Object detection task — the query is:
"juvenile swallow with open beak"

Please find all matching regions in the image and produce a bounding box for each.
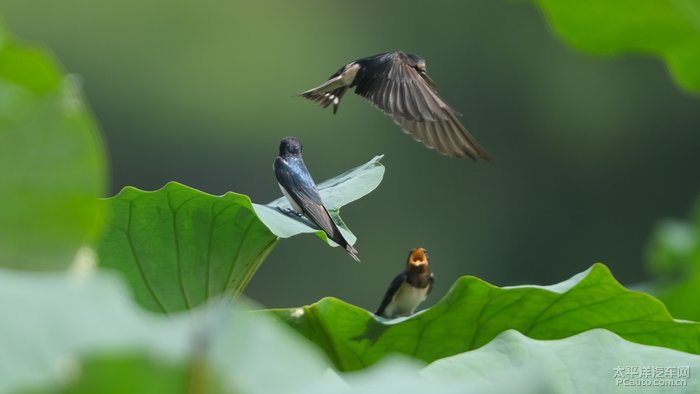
[274,137,360,262]
[376,247,434,318]
[300,51,491,160]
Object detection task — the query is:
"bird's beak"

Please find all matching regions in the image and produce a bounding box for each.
[409,248,428,266]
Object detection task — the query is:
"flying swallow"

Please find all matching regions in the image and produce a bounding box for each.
[274,137,360,262]
[300,51,491,160]
[376,247,434,318]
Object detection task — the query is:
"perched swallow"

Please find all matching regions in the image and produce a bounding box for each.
[274,137,360,262]
[376,247,434,318]
[300,51,491,160]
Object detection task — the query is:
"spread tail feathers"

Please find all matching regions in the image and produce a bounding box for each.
[301,86,348,114]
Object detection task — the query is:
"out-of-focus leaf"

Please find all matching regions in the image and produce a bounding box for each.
[0,269,189,393]
[422,329,700,394]
[12,268,698,394]
[532,0,700,93]
[647,220,698,277]
[0,27,107,270]
[272,263,700,371]
[645,197,700,320]
[96,156,383,313]
[25,355,189,394]
[0,269,330,394]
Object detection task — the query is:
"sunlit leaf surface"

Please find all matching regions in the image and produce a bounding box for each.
[273,264,700,371]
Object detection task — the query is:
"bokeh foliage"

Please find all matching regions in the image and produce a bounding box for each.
[534,0,700,92]
[0,26,106,270]
[6,269,699,394]
[1,1,698,310]
[646,196,700,321]
[2,1,700,393]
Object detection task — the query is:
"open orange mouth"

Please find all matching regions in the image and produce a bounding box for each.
[409,247,428,265]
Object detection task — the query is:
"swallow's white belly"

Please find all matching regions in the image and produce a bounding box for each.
[385,282,429,318]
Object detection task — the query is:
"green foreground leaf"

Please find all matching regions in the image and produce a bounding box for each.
[27,355,188,394]
[96,156,384,313]
[532,0,700,93]
[421,329,700,393]
[272,263,700,371]
[0,27,107,270]
[6,269,698,394]
[0,269,329,394]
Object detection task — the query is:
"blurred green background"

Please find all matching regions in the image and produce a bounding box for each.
[1,0,698,311]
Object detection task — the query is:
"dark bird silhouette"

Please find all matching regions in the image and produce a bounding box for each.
[301,51,491,160]
[376,247,434,318]
[274,137,360,262]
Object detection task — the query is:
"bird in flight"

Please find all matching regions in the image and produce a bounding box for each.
[300,51,491,160]
[273,137,360,262]
[376,247,434,318]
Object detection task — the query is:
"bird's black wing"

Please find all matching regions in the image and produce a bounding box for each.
[274,157,353,255]
[354,52,491,160]
[274,156,323,205]
[376,272,407,316]
[426,272,435,295]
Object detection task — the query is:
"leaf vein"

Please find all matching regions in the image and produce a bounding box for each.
[126,200,168,313]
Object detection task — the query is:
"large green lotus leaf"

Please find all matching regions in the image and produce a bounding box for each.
[0,267,540,394]
[532,0,700,93]
[23,355,189,394]
[0,268,537,394]
[284,330,700,394]
[0,27,107,270]
[0,268,332,394]
[0,269,189,393]
[420,329,700,394]
[272,263,700,371]
[96,156,383,313]
[12,270,700,394]
[6,269,699,394]
[319,330,700,394]
[96,183,278,313]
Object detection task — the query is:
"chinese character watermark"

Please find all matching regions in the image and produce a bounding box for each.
[613,366,690,387]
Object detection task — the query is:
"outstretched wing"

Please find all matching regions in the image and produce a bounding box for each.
[354,52,491,160]
[375,272,407,317]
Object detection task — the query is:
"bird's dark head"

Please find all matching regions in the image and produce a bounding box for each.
[279,137,303,157]
[406,247,429,268]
